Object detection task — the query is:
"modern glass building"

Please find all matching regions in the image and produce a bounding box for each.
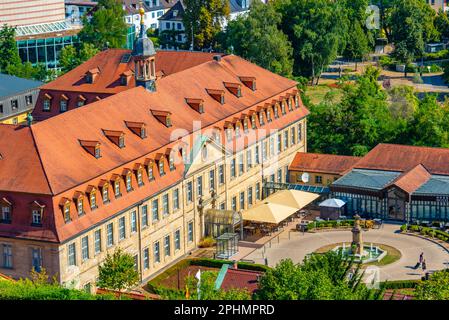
[15,22,136,70]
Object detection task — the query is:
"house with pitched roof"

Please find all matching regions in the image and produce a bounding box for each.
[291,144,449,223]
[0,9,307,290]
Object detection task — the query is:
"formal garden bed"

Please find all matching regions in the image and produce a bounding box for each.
[400,224,449,243]
[145,258,269,297]
[306,219,376,232]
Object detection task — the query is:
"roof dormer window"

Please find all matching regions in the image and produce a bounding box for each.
[151,110,172,127]
[145,159,155,181]
[239,76,256,91]
[123,169,133,192]
[120,71,132,86]
[287,98,293,111]
[267,108,272,122]
[243,118,249,133]
[281,101,286,115]
[60,94,69,113]
[224,82,242,97]
[73,192,84,216]
[58,198,70,223]
[134,164,144,187]
[125,121,147,139]
[77,95,86,107]
[295,93,300,108]
[80,140,101,158]
[206,89,225,104]
[156,154,165,176]
[251,114,257,129]
[103,130,125,148]
[86,186,97,210]
[99,180,110,204]
[235,123,241,137]
[43,93,52,111]
[186,98,204,113]
[259,111,265,126]
[85,67,100,83]
[0,198,12,224]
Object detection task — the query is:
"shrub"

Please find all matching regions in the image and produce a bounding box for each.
[379,56,396,69]
[198,237,216,248]
[380,279,421,290]
[400,224,407,232]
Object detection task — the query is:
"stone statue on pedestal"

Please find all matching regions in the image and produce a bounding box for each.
[351,214,363,255]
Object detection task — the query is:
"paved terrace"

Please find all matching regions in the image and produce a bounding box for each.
[240,222,449,282]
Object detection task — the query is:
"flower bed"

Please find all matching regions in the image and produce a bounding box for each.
[307,219,375,231]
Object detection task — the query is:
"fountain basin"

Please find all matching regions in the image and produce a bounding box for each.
[332,244,387,264]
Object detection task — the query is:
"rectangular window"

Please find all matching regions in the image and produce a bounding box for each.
[60,100,67,112]
[262,142,267,161]
[32,209,41,225]
[174,229,181,251]
[187,181,193,203]
[141,205,148,227]
[43,99,50,111]
[291,127,296,145]
[25,95,32,106]
[114,180,121,197]
[209,170,215,191]
[248,187,253,206]
[81,236,89,261]
[11,100,18,110]
[94,229,102,254]
[220,202,225,210]
[31,248,42,272]
[270,137,275,157]
[107,223,114,247]
[164,235,170,257]
[298,123,302,142]
[162,194,169,216]
[68,243,76,266]
[188,221,194,243]
[231,158,236,178]
[2,244,12,268]
[119,217,126,240]
[219,164,224,184]
[77,199,84,216]
[315,176,323,184]
[232,196,237,211]
[239,191,245,210]
[173,189,179,210]
[255,145,260,164]
[131,211,137,233]
[256,183,261,200]
[143,248,149,269]
[1,206,11,222]
[277,168,283,183]
[284,130,289,149]
[152,199,159,222]
[197,176,203,197]
[126,174,132,191]
[154,241,160,263]
[277,134,282,154]
[246,149,252,169]
[239,154,244,175]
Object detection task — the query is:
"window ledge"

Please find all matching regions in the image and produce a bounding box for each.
[103,200,110,205]
[31,223,43,227]
[115,193,122,199]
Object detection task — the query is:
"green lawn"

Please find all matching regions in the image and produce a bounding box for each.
[305,84,343,105]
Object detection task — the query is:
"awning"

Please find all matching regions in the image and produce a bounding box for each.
[319,198,346,208]
[242,202,297,224]
[241,190,319,224]
[266,189,320,209]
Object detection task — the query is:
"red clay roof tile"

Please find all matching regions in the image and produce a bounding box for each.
[289,153,361,175]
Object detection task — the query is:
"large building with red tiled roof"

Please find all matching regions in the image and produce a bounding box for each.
[288,153,361,186]
[0,10,308,290]
[326,144,449,222]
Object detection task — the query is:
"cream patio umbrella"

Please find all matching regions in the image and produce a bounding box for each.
[266,189,320,210]
[241,201,298,224]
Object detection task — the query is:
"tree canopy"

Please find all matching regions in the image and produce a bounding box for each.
[79,0,128,49]
[255,252,383,300]
[220,0,293,77]
[416,270,449,300]
[183,0,230,50]
[59,43,99,73]
[96,248,139,293]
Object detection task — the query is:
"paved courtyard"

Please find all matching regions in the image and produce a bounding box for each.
[244,223,449,282]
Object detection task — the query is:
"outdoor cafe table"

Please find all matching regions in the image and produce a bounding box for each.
[243,225,256,235]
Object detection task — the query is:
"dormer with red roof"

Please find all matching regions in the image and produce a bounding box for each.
[151,110,172,127]
[206,89,225,104]
[85,67,100,84]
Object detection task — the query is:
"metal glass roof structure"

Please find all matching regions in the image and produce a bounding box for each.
[332,169,401,190]
[264,181,330,194]
[15,21,72,37]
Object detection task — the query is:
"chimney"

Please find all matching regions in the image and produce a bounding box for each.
[213,55,222,62]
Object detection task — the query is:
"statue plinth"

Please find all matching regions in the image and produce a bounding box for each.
[351,214,363,255]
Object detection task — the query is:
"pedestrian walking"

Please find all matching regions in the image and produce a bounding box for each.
[422,259,427,271]
[419,252,424,264]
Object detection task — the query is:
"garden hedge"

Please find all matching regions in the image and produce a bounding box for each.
[379,279,421,290]
[402,224,449,242]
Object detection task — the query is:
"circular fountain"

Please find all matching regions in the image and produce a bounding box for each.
[331,215,386,263]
